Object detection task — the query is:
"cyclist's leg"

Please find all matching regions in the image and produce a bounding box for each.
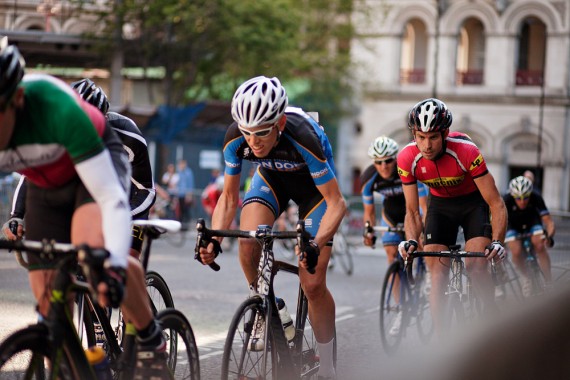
[506,230,527,276]
[531,230,551,282]
[424,247,450,334]
[464,236,494,308]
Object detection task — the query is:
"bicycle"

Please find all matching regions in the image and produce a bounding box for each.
[271,203,299,262]
[329,219,354,276]
[405,245,488,328]
[194,218,335,379]
[364,222,433,354]
[506,232,548,297]
[0,219,200,380]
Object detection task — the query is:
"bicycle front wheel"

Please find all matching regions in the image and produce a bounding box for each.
[156,309,200,380]
[0,324,78,380]
[221,296,277,380]
[528,260,547,297]
[379,261,407,355]
[332,232,354,276]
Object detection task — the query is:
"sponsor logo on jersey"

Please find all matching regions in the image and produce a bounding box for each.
[311,167,329,179]
[260,186,271,193]
[421,167,426,173]
[397,167,410,177]
[225,160,240,168]
[305,219,313,228]
[423,175,465,188]
[469,154,484,171]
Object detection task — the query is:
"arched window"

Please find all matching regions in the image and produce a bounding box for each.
[456,17,485,85]
[516,17,546,86]
[400,19,428,84]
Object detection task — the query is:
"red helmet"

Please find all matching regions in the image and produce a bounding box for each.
[408,98,452,132]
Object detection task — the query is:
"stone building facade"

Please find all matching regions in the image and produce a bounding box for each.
[348,0,570,211]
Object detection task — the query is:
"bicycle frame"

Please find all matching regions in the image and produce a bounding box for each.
[196,219,316,379]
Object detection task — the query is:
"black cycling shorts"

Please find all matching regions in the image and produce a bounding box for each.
[424,191,491,247]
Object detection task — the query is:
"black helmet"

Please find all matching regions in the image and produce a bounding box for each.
[0,38,25,103]
[408,98,452,132]
[70,78,109,114]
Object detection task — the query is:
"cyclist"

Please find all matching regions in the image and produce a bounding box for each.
[397,98,507,335]
[504,175,555,295]
[0,42,170,378]
[3,78,156,259]
[361,135,428,335]
[197,76,345,379]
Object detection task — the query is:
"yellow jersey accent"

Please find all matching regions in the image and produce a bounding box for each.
[50,290,65,303]
[469,154,484,171]
[397,167,410,177]
[423,175,465,188]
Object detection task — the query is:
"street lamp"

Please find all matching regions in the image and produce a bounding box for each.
[37,0,62,32]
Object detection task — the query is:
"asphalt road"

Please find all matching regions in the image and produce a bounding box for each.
[1,229,570,379]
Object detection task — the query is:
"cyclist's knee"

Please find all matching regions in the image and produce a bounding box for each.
[301,278,327,300]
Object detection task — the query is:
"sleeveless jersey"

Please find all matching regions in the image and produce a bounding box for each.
[397,132,488,197]
[223,106,337,186]
[0,74,106,188]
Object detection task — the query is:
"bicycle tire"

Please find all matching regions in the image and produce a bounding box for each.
[155,308,200,380]
[221,296,277,380]
[379,261,406,355]
[443,293,465,330]
[294,293,337,379]
[146,270,175,314]
[332,231,354,276]
[0,324,80,380]
[501,258,523,302]
[528,260,547,296]
[413,263,434,343]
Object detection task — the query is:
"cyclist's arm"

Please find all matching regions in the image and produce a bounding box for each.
[314,178,346,249]
[474,172,507,242]
[541,214,555,239]
[402,183,423,242]
[75,149,131,269]
[211,173,240,232]
[10,175,27,218]
[363,203,376,226]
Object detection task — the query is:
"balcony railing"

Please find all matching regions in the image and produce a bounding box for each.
[515,70,544,86]
[400,69,425,84]
[456,70,483,85]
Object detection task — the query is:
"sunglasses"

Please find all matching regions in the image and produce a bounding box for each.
[238,125,276,138]
[374,158,395,165]
[513,195,530,201]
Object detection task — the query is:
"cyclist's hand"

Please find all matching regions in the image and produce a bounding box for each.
[197,239,222,266]
[398,239,418,259]
[485,240,506,261]
[0,217,24,241]
[545,234,555,248]
[297,240,320,274]
[363,232,377,247]
[97,266,126,309]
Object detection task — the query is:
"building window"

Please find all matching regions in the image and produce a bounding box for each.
[516,17,546,86]
[456,17,485,85]
[400,19,428,84]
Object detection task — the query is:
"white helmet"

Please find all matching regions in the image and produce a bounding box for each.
[231,76,288,128]
[509,176,533,198]
[368,136,399,159]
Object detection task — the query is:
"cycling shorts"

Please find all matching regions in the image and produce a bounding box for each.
[380,218,404,246]
[424,191,491,247]
[243,167,331,244]
[25,177,94,270]
[505,224,544,242]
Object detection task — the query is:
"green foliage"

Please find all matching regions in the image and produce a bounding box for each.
[99,0,355,121]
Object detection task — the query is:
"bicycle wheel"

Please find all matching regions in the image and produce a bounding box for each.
[221,296,277,380]
[379,261,406,355]
[528,260,547,296]
[501,258,523,302]
[413,264,434,343]
[443,293,465,330]
[294,294,337,379]
[0,324,78,380]
[156,309,200,380]
[146,270,175,314]
[332,231,354,276]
